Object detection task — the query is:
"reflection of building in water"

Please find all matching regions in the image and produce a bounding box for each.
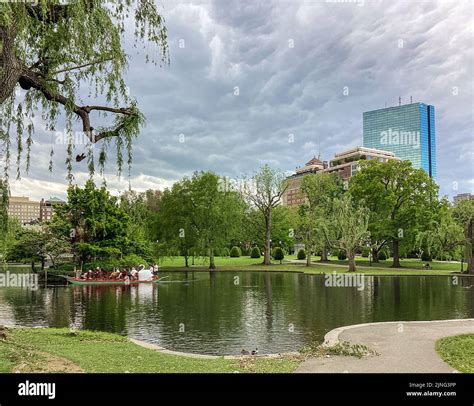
[360,275,375,315]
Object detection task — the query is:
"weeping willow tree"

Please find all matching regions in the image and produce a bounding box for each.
[0,0,169,231]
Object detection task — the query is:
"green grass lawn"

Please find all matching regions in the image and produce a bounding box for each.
[0,328,300,373]
[157,255,464,275]
[436,334,474,373]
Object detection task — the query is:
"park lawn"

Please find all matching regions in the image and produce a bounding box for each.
[158,255,283,268]
[157,255,461,275]
[0,328,300,373]
[320,256,462,272]
[436,334,474,373]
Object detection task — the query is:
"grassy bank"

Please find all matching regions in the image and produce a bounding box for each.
[32,255,468,279]
[436,334,474,373]
[0,328,300,373]
[156,256,462,276]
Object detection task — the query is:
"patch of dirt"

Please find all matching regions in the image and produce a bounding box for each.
[14,351,84,373]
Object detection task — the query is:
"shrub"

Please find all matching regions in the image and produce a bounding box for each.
[273,247,284,263]
[241,247,250,256]
[230,246,241,258]
[213,247,221,257]
[250,247,261,259]
[361,247,370,258]
[378,250,388,261]
[337,250,347,260]
[222,247,230,257]
[421,251,432,261]
[297,249,306,260]
[120,254,148,267]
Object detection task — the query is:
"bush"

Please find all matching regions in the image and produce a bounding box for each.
[241,247,250,256]
[120,254,148,267]
[213,247,221,257]
[361,247,370,258]
[337,250,347,260]
[250,246,261,259]
[222,247,230,257]
[421,251,432,261]
[297,249,306,260]
[230,246,241,258]
[273,247,284,263]
[378,250,388,261]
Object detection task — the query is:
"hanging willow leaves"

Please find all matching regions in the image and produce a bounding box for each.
[0,0,169,227]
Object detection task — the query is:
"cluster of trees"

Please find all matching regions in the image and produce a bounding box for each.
[2,180,160,270]
[2,161,472,274]
[295,159,473,273]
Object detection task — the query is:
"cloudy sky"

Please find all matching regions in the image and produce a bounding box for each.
[8,0,474,201]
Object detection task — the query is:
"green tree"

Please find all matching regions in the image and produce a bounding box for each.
[189,172,245,270]
[51,180,132,263]
[299,172,343,263]
[322,195,370,272]
[243,205,296,258]
[0,1,168,182]
[158,172,245,270]
[156,183,197,267]
[0,216,21,264]
[7,225,70,270]
[243,165,288,265]
[452,199,474,273]
[349,160,439,268]
[416,200,465,262]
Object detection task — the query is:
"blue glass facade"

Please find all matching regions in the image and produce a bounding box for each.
[363,103,436,178]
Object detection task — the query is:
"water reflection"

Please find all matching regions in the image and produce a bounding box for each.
[0,271,472,355]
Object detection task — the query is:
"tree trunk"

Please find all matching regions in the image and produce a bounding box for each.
[467,219,473,274]
[320,246,328,262]
[184,254,189,268]
[391,240,401,268]
[0,25,22,105]
[263,211,271,265]
[209,247,216,270]
[348,251,356,272]
[306,251,311,267]
[371,247,379,263]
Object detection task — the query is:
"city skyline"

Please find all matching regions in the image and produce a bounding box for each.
[5,0,473,201]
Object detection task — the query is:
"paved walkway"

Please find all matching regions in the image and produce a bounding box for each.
[295,319,474,373]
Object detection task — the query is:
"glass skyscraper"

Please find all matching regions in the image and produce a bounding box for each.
[363,103,436,178]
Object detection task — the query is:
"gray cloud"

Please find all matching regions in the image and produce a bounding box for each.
[8,0,474,200]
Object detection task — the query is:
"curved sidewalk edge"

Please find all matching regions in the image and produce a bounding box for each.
[296,318,474,373]
[322,318,474,347]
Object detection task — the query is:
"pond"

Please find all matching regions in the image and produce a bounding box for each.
[0,270,473,355]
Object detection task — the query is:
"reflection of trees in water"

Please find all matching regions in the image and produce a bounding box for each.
[74,285,133,334]
[0,287,72,328]
[370,276,474,320]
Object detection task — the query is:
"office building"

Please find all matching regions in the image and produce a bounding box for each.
[363,102,436,178]
[7,196,41,224]
[40,197,66,221]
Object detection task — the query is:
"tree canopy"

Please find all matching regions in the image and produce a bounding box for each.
[349,160,439,268]
[0,0,168,183]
